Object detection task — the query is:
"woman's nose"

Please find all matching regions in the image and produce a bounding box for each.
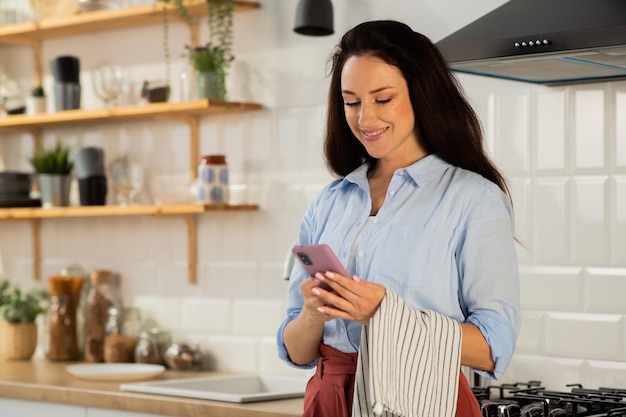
[358,103,376,124]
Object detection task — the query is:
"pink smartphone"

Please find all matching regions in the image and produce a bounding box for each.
[292,244,350,290]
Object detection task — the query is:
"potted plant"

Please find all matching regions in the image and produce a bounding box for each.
[159,0,234,100]
[28,140,74,208]
[0,280,49,360]
[26,85,47,116]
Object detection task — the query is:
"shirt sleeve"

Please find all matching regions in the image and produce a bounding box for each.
[276,198,319,370]
[457,184,521,380]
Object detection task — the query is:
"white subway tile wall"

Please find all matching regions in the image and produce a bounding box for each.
[1,1,626,388]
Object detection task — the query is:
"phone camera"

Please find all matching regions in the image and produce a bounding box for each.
[296,252,313,266]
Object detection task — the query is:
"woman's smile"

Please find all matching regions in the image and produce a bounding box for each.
[360,126,389,141]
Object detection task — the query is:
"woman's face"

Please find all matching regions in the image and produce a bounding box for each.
[341,54,424,165]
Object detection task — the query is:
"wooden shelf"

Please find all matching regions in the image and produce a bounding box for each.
[0,1,260,44]
[0,100,263,132]
[0,203,258,219]
[2,203,259,285]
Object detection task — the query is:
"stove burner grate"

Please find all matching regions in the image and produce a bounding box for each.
[472,381,626,417]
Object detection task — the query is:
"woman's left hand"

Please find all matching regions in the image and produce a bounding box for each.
[311,272,386,325]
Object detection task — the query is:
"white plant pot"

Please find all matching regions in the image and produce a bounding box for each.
[26,96,47,115]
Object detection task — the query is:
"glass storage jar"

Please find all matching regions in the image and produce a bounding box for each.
[134,328,172,366]
[84,270,121,363]
[103,306,138,363]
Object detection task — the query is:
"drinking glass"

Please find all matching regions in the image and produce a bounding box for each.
[109,158,143,206]
[92,65,126,107]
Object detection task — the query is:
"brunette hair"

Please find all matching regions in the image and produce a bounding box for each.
[324,20,510,198]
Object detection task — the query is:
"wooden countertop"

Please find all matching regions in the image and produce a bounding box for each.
[0,360,303,417]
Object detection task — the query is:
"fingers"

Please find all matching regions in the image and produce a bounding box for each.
[311,272,386,325]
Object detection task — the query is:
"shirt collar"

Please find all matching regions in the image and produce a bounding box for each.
[337,154,451,190]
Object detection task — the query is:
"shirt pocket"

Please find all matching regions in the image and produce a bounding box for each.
[378,225,447,289]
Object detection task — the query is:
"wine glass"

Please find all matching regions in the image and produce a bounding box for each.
[109,157,143,206]
[92,65,126,107]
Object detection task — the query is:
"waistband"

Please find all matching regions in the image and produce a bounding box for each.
[316,343,358,378]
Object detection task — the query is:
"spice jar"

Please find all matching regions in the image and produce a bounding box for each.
[134,328,172,366]
[103,306,138,363]
[84,270,121,363]
[197,154,228,204]
[46,275,84,361]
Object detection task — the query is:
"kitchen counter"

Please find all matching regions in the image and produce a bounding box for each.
[0,360,303,417]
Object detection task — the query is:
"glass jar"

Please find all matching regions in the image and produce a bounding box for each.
[134,328,172,366]
[103,306,138,363]
[84,270,121,362]
[46,275,84,361]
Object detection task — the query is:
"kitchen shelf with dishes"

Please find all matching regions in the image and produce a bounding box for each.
[0,1,263,286]
[0,98,262,285]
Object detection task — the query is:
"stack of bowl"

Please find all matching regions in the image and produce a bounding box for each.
[0,172,40,207]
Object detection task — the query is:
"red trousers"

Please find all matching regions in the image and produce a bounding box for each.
[302,344,481,417]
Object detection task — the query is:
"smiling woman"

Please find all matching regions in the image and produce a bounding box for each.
[277,19,520,417]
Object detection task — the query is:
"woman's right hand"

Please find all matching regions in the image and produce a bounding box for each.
[300,276,336,323]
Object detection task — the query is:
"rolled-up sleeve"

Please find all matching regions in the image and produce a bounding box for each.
[458,186,521,379]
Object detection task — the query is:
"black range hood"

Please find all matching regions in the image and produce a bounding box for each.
[435,0,626,85]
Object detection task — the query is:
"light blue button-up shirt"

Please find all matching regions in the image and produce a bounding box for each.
[276,154,520,379]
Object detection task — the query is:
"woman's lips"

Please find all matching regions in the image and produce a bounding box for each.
[360,126,388,141]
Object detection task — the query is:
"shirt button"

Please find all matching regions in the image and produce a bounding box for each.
[358,250,364,257]
[339,326,346,334]
[398,170,405,176]
[389,190,396,196]
[372,218,378,224]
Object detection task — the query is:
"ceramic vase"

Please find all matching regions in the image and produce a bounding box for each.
[26,96,47,115]
[0,321,38,361]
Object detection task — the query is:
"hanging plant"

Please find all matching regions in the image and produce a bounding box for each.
[159,0,234,99]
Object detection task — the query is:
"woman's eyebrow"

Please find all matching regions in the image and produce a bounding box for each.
[341,86,393,95]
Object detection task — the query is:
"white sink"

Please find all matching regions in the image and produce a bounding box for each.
[120,374,307,403]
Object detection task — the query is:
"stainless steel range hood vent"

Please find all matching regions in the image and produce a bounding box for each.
[435,0,626,85]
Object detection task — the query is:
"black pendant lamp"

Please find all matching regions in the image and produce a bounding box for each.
[294,0,334,36]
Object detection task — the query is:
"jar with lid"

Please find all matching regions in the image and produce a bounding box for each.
[197,154,228,204]
[103,306,138,363]
[84,270,121,362]
[46,275,84,361]
[134,328,172,366]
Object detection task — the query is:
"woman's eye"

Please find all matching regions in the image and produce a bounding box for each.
[376,98,392,104]
[344,101,360,107]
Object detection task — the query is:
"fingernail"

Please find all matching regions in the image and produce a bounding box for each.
[352,275,361,282]
[312,287,321,295]
[325,271,335,278]
[315,272,325,280]
[316,307,325,313]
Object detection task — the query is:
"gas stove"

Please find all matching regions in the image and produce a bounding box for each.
[472,381,626,417]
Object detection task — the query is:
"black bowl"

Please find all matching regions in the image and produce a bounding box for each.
[0,172,32,197]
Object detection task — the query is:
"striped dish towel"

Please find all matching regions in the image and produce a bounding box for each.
[352,291,462,417]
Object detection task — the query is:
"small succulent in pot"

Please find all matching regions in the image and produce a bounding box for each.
[28,140,74,175]
[30,86,46,98]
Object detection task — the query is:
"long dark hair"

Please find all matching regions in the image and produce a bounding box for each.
[324,20,510,198]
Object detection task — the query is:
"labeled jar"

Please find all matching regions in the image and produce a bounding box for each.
[84,270,121,363]
[134,328,172,366]
[197,154,228,204]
